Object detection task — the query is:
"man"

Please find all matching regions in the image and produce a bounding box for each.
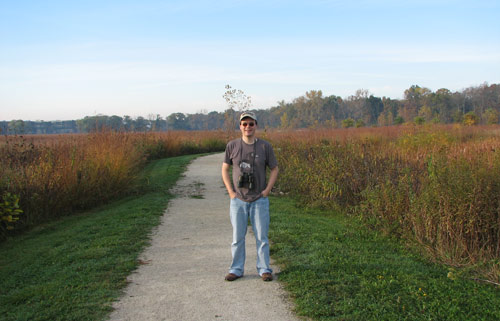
[222,111,279,282]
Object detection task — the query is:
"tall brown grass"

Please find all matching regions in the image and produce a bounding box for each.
[269,124,500,283]
[0,131,227,238]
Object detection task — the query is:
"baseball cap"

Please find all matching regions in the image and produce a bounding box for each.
[239,111,257,122]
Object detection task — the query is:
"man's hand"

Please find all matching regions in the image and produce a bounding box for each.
[261,166,279,198]
[222,162,237,199]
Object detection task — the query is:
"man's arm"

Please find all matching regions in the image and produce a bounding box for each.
[261,166,279,197]
[222,162,237,199]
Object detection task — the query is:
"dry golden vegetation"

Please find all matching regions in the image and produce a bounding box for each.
[268,124,500,282]
[2,125,499,282]
[0,131,229,238]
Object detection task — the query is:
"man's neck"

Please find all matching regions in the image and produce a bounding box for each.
[241,136,256,144]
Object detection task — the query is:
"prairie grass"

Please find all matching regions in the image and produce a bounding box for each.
[0,131,227,238]
[269,124,500,283]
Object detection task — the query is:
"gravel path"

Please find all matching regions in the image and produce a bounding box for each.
[109,153,301,321]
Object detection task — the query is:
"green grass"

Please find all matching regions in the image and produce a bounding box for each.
[0,154,198,321]
[269,196,500,321]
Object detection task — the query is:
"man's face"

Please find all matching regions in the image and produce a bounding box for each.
[239,117,257,138]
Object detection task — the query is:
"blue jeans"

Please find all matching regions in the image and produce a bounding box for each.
[229,197,272,277]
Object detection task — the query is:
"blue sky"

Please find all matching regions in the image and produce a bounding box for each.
[1,0,499,121]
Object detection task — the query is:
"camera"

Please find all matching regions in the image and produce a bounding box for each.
[238,172,254,190]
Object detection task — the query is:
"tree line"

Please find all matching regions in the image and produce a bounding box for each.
[2,82,499,135]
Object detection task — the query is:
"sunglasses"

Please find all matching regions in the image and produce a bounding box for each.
[241,122,255,127]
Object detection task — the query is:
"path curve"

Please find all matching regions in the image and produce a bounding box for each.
[109,153,300,321]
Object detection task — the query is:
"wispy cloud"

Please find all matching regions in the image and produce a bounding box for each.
[1,0,499,120]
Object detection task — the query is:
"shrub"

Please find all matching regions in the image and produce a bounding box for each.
[341,118,355,128]
[355,119,365,128]
[414,116,425,125]
[0,192,23,239]
[463,111,479,126]
[394,116,405,125]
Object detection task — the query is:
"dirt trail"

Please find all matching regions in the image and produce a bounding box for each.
[109,153,300,321]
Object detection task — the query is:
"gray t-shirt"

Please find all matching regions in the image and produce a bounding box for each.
[224,138,278,202]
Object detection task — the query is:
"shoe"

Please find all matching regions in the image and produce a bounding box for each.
[225,273,242,281]
[261,273,273,281]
